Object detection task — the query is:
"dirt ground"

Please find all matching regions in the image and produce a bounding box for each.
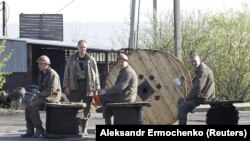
[0,108,104,141]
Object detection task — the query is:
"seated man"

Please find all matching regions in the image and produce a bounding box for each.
[21,55,61,138]
[178,53,215,125]
[97,53,138,124]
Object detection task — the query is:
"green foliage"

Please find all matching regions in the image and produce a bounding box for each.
[114,5,250,101]
[206,8,250,101]
[138,10,175,52]
[0,40,12,90]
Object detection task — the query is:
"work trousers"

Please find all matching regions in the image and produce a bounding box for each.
[69,79,92,133]
[99,95,119,119]
[178,98,204,125]
[24,97,45,131]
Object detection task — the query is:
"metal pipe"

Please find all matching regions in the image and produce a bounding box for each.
[135,0,141,49]
[174,0,182,61]
[2,1,6,36]
[129,0,136,49]
[153,0,158,48]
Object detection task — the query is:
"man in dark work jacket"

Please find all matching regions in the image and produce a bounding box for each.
[178,54,215,125]
[98,53,138,125]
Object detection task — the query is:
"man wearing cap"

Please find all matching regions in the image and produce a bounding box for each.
[178,54,215,125]
[97,53,138,125]
[21,55,61,138]
[63,40,100,135]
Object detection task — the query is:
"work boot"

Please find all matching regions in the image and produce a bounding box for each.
[96,106,103,113]
[82,119,88,136]
[21,132,34,138]
[21,122,34,138]
[105,118,112,125]
[178,120,187,125]
[32,127,46,138]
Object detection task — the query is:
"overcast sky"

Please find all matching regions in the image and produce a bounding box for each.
[1,0,250,48]
[2,0,250,24]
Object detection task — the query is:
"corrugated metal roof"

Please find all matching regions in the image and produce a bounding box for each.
[0,36,116,51]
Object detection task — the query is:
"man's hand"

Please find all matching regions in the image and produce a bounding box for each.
[64,87,70,96]
[31,94,38,102]
[98,89,106,95]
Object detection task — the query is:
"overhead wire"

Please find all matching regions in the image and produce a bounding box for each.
[56,0,75,14]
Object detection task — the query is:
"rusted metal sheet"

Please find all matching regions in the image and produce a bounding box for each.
[106,49,192,124]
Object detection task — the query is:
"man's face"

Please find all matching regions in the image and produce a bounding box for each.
[38,62,48,72]
[78,42,87,55]
[190,56,200,68]
[117,59,128,69]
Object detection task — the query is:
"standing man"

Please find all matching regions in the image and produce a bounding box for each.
[63,40,100,135]
[21,55,61,138]
[98,53,138,125]
[178,53,215,125]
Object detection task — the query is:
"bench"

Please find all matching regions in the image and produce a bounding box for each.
[45,102,86,138]
[106,102,150,125]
